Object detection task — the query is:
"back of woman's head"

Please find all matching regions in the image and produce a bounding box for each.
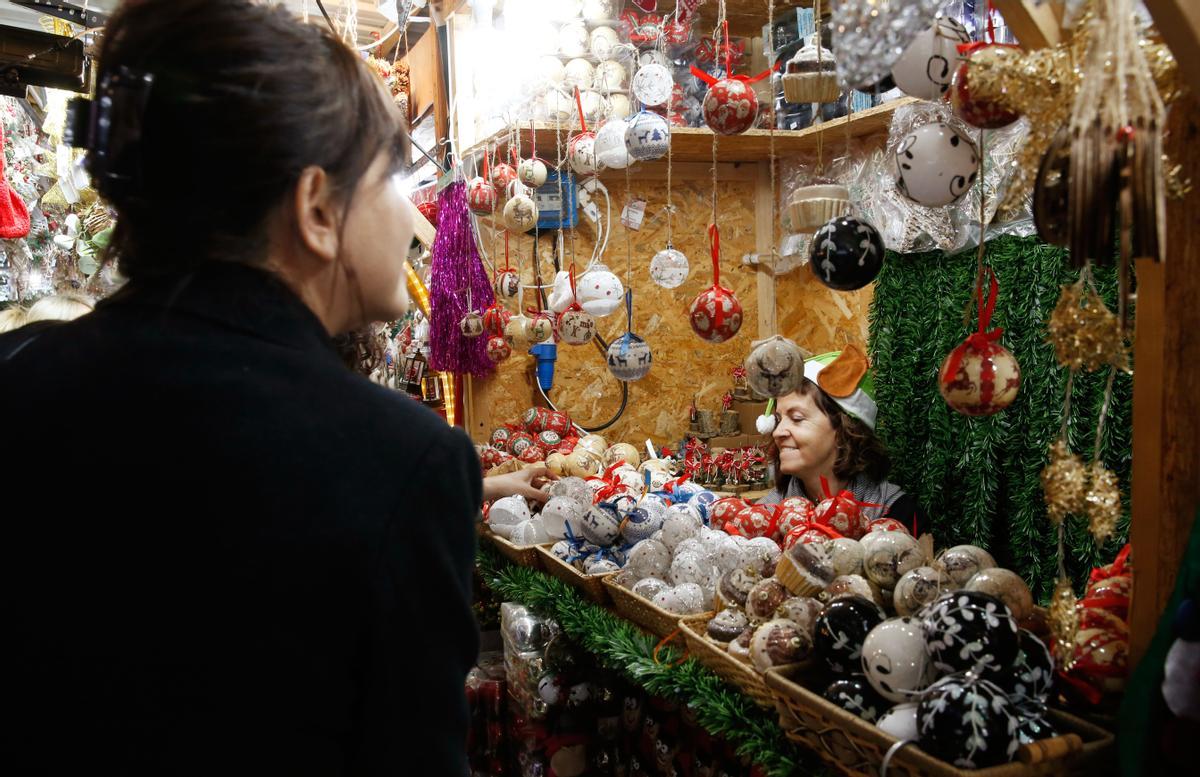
[95,0,406,281]
[26,294,95,324]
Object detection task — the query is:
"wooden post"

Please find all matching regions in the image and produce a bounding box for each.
[1128,96,1200,667]
[1144,1,1200,98]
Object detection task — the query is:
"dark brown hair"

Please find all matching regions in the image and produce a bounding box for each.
[772,379,891,494]
[97,0,408,280]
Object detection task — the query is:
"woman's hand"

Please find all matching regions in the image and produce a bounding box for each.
[483,464,556,505]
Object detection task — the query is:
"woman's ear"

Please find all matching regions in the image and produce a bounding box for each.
[293,166,340,263]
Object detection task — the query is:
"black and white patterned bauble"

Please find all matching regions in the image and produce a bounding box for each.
[1016,709,1057,745]
[998,629,1055,707]
[891,17,971,100]
[922,590,1020,677]
[823,675,889,723]
[918,673,1021,769]
[893,121,979,207]
[815,595,887,674]
[808,216,885,291]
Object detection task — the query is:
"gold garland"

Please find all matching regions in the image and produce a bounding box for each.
[1042,440,1089,524]
[1049,576,1081,660]
[1085,460,1122,545]
[1046,281,1129,373]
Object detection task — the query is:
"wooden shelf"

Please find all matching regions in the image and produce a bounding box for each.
[465,97,916,166]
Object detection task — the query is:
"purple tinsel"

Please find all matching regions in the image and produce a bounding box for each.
[429,180,496,377]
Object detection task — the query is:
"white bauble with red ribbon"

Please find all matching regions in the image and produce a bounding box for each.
[689,224,744,343]
[559,307,597,345]
[568,132,599,176]
[939,269,1021,416]
[517,158,548,188]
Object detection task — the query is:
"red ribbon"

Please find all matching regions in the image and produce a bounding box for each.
[986,0,997,44]
[482,143,490,181]
[815,476,882,525]
[1089,543,1132,584]
[689,61,776,88]
[943,268,1003,388]
[574,86,587,134]
[789,521,844,543]
[602,461,627,483]
[663,475,690,495]
[706,223,734,333]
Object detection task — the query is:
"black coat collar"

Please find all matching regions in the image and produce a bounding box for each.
[103,262,337,355]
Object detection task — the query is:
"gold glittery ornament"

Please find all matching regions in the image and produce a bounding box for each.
[1042,440,1089,524]
[1085,460,1122,545]
[1049,576,1080,662]
[1046,282,1129,372]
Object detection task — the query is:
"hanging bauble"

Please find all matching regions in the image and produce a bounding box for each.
[786,183,850,233]
[638,49,671,70]
[809,215,885,291]
[568,131,599,176]
[939,341,1020,415]
[559,21,589,58]
[893,120,979,207]
[459,312,485,338]
[590,26,620,60]
[689,224,742,343]
[416,200,438,227]
[518,158,548,188]
[558,307,597,345]
[632,62,673,106]
[496,270,521,299]
[951,43,1022,129]
[491,161,518,190]
[486,335,512,363]
[649,244,689,289]
[922,590,1020,677]
[891,17,970,100]
[624,110,670,161]
[503,190,538,232]
[504,315,530,348]
[526,312,556,344]
[482,304,512,336]
[918,673,1021,769]
[782,39,841,104]
[744,335,805,398]
[829,0,946,91]
[577,264,625,317]
[467,176,498,213]
[594,59,628,92]
[701,77,759,135]
[607,93,633,119]
[594,119,633,169]
[582,0,617,23]
[607,333,652,382]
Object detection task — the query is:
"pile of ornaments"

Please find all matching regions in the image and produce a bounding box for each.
[1053,545,1132,705]
[476,406,578,473]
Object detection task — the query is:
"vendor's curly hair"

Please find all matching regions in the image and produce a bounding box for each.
[771,379,892,492]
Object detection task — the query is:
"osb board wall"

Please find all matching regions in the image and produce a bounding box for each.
[479,174,871,448]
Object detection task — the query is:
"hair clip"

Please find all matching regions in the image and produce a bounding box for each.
[64,65,155,199]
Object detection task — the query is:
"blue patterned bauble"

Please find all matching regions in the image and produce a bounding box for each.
[620,507,665,544]
[581,502,623,545]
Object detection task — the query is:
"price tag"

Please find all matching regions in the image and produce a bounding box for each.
[621,197,647,230]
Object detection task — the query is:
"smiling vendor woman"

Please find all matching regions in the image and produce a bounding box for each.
[758,346,926,537]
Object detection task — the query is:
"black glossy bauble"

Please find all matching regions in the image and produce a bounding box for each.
[922,590,1020,677]
[918,673,1021,769]
[814,595,887,674]
[822,674,889,723]
[808,216,885,291]
[1017,709,1057,744]
[998,629,1055,705]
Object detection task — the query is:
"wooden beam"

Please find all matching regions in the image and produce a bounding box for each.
[992,0,1062,49]
[1129,94,1200,668]
[1144,0,1200,96]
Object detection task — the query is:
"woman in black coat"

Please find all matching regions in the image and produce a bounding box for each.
[0,2,480,775]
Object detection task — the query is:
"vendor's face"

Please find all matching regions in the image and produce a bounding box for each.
[772,389,838,480]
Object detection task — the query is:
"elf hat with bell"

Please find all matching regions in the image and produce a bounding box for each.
[804,344,878,429]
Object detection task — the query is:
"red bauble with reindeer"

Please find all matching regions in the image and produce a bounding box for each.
[689,225,743,343]
[939,269,1021,416]
[702,77,760,135]
[490,161,518,190]
[951,43,1022,129]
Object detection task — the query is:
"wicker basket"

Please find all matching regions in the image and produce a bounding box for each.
[603,576,694,638]
[764,666,1115,777]
[485,528,543,569]
[782,71,842,104]
[534,544,611,603]
[679,614,810,709]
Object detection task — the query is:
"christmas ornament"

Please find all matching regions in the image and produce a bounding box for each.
[1001,629,1055,708]
[568,132,598,176]
[700,75,760,135]
[1041,440,1088,525]
[877,702,920,740]
[518,157,548,187]
[559,21,589,58]
[893,566,949,617]
[487,335,511,363]
[782,37,840,104]
[965,568,1034,623]
[594,59,628,92]
[934,545,997,588]
[750,619,813,672]
[689,224,743,343]
[1046,281,1128,373]
[428,181,496,377]
[577,264,624,317]
[526,311,555,344]
[861,616,936,702]
[581,502,623,545]
[559,307,596,345]
[542,87,575,121]
[491,160,517,190]
[632,63,673,106]
[582,0,617,23]
[823,675,889,723]
[1085,461,1121,546]
[482,303,512,336]
[891,16,970,100]
[829,0,945,90]
[786,183,850,233]
[649,244,688,289]
[416,199,438,227]
[939,269,1020,416]
[861,530,926,588]
[1048,577,1079,664]
[460,311,485,338]
[606,291,651,382]
[744,335,805,398]
[504,314,530,348]
[922,590,1020,677]
[594,118,633,169]
[918,673,1021,768]
[809,215,884,292]
[624,110,670,162]
[503,181,538,233]
[496,270,521,299]
[467,176,497,213]
[590,26,620,60]
[607,93,633,119]
[534,55,566,91]
[893,120,979,207]
[814,595,886,674]
[626,11,664,47]
[952,43,1022,129]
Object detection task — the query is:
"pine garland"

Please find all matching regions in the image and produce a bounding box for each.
[869,236,1133,600]
[475,545,825,777]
